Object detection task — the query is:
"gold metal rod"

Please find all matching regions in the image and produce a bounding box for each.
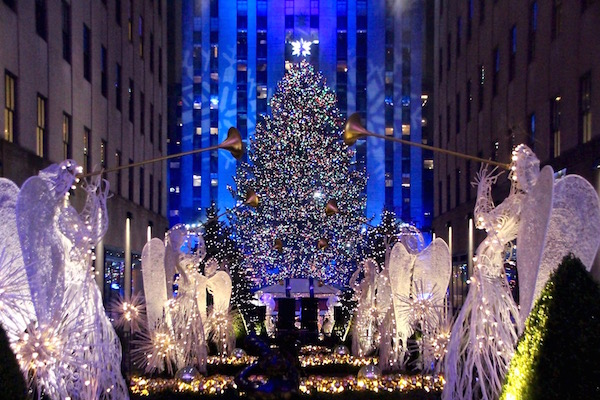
[361,131,510,170]
[79,144,222,178]
[345,113,510,169]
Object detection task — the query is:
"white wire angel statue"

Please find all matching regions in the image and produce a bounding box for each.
[443,145,534,400]
[10,160,128,399]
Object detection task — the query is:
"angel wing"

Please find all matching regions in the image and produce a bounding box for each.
[412,238,452,304]
[0,178,35,340]
[16,175,67,324]
[195,273,208,322]
[388,242,415,340]
[141,238,169,331]
[206,270,232,312]
[517,165,554,322]
[519,167,600,321]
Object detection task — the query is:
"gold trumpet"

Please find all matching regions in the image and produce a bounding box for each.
[344,112,510,169]
[244,189,260,208]
[80,126,244,178]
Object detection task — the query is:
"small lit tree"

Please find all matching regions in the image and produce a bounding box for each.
[200,203,253,332]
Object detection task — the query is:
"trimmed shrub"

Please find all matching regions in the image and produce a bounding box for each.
[501,254,600,400]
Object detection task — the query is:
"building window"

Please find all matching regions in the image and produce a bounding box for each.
[158,179,162,214]
[455,93,461,135]
[493,47,499,96]
[446,33,451,71]
[479,0,485,24]
[128,0,133,42]
[149,173,154,212]
[116,63,122,111]
[552,0,562,40]
[36,95,46,157]
[446,174,451,212]
[100,139,107,168]
[149,103,154,143]
[129,79,134,122]
[466,160,472,201]
[138,16,144,57]
[35,0,47,40]
[158,113,162,151]
[83,24,91,81]
[582,0,594,12]
[62,113,71,159]
[478,65,485,111]
[115,151,122,195]
[528,113,536,150]
[62,1,71,63]
[140,91,145,135]
[101,46,108,97]
[150,33,154,73]
[3,0,16,11]
[467,0,473,39]
[438,181,442,215]
[580,72,592,143]
[455,169,461,208]
[509,25,516,81]
[456,17,462,57]
[128,159,134,200]
[158,47,163,84]
[550,96,561,158]
[466,79,472,122]
[528,1,537,63]
[116,0,122,25]
[140,167,145,206]
[4,71,16,142]
[83,127,91,174]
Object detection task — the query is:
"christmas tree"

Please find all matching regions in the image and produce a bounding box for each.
[359,209,407,266]
[230,61,367,287]
[200,203,254,324]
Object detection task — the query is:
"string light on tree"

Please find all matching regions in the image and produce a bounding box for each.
[229,61,367,287]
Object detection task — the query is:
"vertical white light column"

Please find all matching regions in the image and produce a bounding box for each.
[125,213,132,302]
[447,224,453,262]
[147,223,153,243]
[447,224,453,314]
[468,217,474,276]
[95,239,104,289]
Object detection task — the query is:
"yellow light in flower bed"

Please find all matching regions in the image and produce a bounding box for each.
[130,374,445,396]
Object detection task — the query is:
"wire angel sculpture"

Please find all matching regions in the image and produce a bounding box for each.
[350,258,381,357]
[7,160,128,399]
[443,148,530,400]
[205,262,235,356]
[385,237,451,372]
[515,147,600,324]
[135,225,208,374]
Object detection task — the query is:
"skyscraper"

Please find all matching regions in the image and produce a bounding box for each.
[433,0,600,306]
[0,0,169,305]
[168,0,434,232]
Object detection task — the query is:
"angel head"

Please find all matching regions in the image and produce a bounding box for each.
[38,159,83,196]
[509,144,540,193]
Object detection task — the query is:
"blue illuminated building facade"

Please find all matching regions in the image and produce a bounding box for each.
[168,0,434,232]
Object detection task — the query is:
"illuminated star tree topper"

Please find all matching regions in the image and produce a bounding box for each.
[291,38,312,57]
[229,61,367,287]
